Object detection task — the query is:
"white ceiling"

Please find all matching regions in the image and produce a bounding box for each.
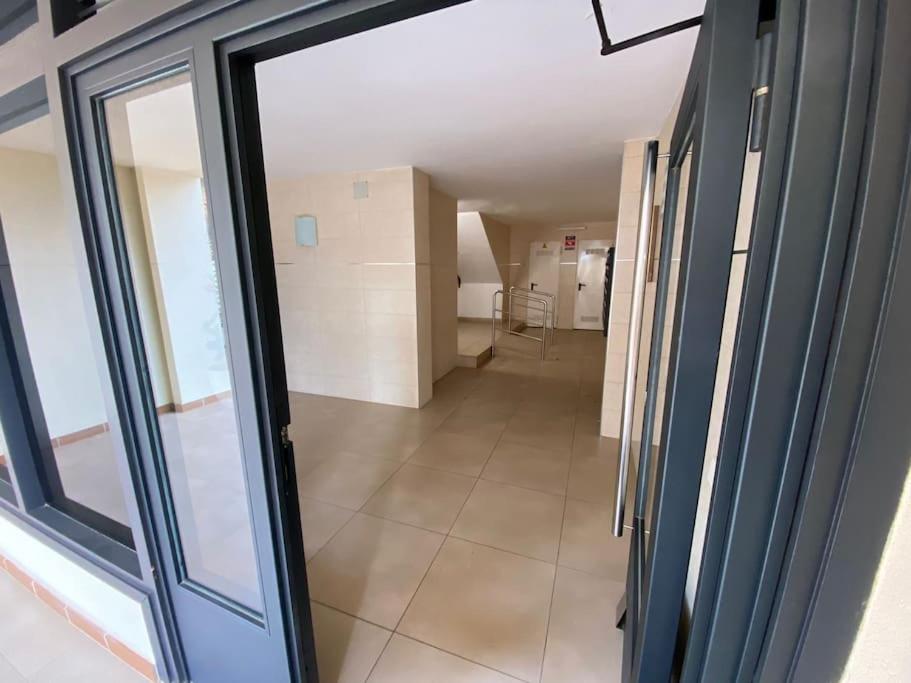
[256,0,703,225]
[0,1,702,227]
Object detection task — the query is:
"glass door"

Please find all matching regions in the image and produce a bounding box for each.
[73,48,311,683]
[615,1,766,681]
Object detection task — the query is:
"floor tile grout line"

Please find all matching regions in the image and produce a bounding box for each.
[364,380,497,680]
[386,632,530,683]
[299,336,614,681]
[382,378,488,635]
[537,395,582,683]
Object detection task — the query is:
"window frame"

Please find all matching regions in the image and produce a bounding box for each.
[0,76,144,580]
[0,1,38,48]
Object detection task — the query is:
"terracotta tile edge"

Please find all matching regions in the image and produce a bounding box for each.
[0,551,158,681]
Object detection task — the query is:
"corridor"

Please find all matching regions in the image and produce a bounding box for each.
[292,330,630,682]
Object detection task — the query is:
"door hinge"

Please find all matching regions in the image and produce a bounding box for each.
[279,425,294,487]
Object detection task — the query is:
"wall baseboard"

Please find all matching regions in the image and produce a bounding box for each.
[28,391,233,455]
[0,552,157,681]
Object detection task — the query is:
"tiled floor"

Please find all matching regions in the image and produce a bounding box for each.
[12,329,626,682]
[294,330,629,683]
[0,568,147,683]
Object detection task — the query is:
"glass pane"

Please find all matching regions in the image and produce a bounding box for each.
[635,145,694,561]
[629,154,669,529]
[683,139,762,611]
[0,114,133,539]
[102,71,263,611]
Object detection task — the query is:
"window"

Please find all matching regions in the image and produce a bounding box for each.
[0,91,135,552]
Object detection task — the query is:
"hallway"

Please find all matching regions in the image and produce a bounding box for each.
[292,330,629,682]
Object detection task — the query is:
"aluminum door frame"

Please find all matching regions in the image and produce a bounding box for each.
[619,0,762,680]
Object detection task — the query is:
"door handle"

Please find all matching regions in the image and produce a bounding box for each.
[530,282,537,290]
[613,139,659,537]
[578,282,587,291]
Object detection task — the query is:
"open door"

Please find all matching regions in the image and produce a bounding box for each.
[613,1,766,681]
[72,43,313,683]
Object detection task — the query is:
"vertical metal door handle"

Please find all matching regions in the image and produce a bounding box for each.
[612,140,659,537]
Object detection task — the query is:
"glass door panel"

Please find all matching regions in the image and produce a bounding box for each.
[102,71,263,612]
[639,149,692,557]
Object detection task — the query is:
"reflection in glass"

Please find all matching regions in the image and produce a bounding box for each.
[0,420,11,488]
[627,147,692,550]
[0,115,132,540]
[103,71,263,611]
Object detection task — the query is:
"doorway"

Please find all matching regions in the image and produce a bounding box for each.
[574,240,612,330]
[526,241,560,328]
[59,0,893,681]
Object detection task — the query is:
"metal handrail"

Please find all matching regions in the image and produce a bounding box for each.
[509,286,557,347]
[491,290,550,360]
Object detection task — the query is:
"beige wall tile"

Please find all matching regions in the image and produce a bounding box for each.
[363,264,416,291]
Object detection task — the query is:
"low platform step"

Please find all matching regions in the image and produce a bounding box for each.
[456,345,492,369]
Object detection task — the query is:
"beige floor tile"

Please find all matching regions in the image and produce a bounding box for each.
[0,572,145,683]
[559,498,630,581]
[501,414,575,454]
[293,446,336,480]
[398,538,555,683]
[338,423,429,462]
[362,465,476,533]
[571,432,619,461]
[28,649,149,683]
[541,567,624,683]
[307,513,444,628]
[0,656,25,683]
[367,635,517,683]
[299,451,400,510]
[436,407,510,442]
[408,431,499,477]
[300,498,356,561]
[566,453,618,505]
[451,479,564,563]
[481,441,571,496]
[311,602,392,683]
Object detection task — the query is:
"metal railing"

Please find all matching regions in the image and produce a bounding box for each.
[509,286,557,348]
[490,289,555,361]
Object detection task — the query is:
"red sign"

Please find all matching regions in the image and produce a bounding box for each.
[563,234,576,251]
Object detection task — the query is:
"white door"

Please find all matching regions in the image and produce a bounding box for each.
[527,241,560,327]
[573,240,611,330]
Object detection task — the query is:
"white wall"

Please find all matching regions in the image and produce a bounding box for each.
[115,165,172,408]
[0,147,109,438]
[134,166,229,407]
[508,221,616,329]
[267,166,432,408]
[458,283,503,319]
[456,212,512,321]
